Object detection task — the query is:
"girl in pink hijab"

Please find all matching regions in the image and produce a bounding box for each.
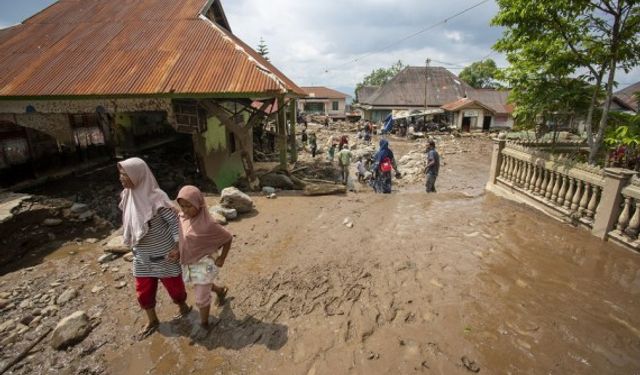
[177,185,233,328]
[118,157,191,340]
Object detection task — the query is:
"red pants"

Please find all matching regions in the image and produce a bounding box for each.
[135,276,187,310]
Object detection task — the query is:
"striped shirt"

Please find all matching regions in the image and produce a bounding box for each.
[132,207,181,278]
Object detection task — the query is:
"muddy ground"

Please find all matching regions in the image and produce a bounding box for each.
[1,132,639,375]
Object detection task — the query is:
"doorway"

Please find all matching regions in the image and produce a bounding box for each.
[462,117,471,132]
[482,116,492,132]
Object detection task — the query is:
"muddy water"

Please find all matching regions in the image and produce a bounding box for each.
[99,138,640,374]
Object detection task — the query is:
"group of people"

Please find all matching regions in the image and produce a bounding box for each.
[367,139,440,194]
[118,158,233,340]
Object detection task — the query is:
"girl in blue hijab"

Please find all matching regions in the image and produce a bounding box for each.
[372,139,399,193]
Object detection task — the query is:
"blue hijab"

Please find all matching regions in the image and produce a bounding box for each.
[374,139,394,164]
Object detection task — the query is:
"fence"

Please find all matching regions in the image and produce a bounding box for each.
[486,137,638,251]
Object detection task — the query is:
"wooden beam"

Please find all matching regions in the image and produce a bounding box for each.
[289,99,297,163]
[277,95,287,168]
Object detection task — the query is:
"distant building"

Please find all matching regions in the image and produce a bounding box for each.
[442,89,514,131]
[298,87,350,120]
[354,66,471,123]
[612,82,639,114]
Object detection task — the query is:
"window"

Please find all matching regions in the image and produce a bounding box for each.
[332,101,339,111]
[304,102,325,114]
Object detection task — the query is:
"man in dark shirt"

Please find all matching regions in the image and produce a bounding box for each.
[425,140,440,193]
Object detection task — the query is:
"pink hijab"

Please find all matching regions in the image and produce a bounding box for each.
[177,185,232,265]
[118,157,175,246]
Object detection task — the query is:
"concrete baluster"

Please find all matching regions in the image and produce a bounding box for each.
[544,171,555,200]
[578,182,591,215]
[616,196,632,232]
[551,172,562,201]
[540,169,550,197]
[625,199,640,239]
[534,166,544,194]
[564,178,575,209]
[570,180,582,211]
[585,185,600,219]
[557,175,568,205]
[523,163,531,189]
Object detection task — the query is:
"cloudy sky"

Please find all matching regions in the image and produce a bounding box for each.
[1,0,639,97]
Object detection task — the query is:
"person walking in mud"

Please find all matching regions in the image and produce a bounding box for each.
[425,140,440,193]
[117,157,191,340]
[176,186,233,330]
[336,144,353,185]
[372,139,400,194]
[309,132,318,158]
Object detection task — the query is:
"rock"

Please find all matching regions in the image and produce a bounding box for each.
[346,222,354,228]
[0,298,9,309]
[210,205,238,220]
[211,211,227,225]
[267,193,277,199]
[32,308,42,316]
[98,253,118,264]
[43,218,63,227]
[77,210,94,222]
[461,356,480,373]
[114,281,127,289]
[51,311,91,350]
[42,305,59,317]
[0,291,10,299]
[0,318,16,333]
[104,235,129,254]
[259,173,294,190]
[70,203,89,214]
[20,314,34,325]
[123,252,134,262]
[1,332,18,346]
[262,186,276,195]
[91,285,104,294]
[57,288,78,306]
[220,187,255,214]
[19,299,32,309]
[85,238,98,244]
[49,282,62,287]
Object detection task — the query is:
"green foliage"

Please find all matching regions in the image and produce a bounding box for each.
[257,37,269,62]
[492,0,640,164]
[605,112,640,147]
[355,60,405,101]
[459,59,502,89]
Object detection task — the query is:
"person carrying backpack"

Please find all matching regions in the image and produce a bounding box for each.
[372,139,400,194]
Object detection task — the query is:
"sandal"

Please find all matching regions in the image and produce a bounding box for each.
[136,321,159,341]
[172,304,193,320]
[216,287,228,307]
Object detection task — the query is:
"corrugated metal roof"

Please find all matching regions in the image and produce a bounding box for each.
[301,86,350,99]
[0,0,304,98]
[360,67,472,107]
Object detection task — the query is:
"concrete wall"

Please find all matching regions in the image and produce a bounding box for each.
[192,114,248,189]
[298,98,346,117]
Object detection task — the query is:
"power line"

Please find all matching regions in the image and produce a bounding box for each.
[324,0,491,73]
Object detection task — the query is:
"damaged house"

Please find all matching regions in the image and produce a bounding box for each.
[441,89,514,132]
[0,0,304,189]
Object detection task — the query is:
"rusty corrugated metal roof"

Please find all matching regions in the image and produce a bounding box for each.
[0,0,304,98]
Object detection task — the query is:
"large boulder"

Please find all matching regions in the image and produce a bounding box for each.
[51,311,91,350]
[259,173,294,190]
[220,187,254,214]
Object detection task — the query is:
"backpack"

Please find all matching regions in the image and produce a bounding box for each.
[379,157,392,172]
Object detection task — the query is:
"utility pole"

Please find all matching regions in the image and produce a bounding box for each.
[424,58,431,123]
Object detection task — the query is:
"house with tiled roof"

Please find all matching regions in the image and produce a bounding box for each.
[613,82,639,114]
[0,0,303,188]
[298,87,351,120]
[355,66,472,123]
[441,89,514,131]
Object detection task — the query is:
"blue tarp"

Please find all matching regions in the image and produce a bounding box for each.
[382,114,394,134]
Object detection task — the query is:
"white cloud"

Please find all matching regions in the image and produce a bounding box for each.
[445,31,464,43]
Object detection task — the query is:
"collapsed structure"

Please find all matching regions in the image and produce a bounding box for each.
[0,0,304,188]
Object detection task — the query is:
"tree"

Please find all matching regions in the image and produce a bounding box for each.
[459,59,502,89]
[257,37,270,62]
[355,60,406,102]
[493,0,640,164]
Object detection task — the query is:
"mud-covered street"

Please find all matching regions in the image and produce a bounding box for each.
[1,135,639,375]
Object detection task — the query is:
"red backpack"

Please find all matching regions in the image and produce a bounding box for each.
[380,157,393,172]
